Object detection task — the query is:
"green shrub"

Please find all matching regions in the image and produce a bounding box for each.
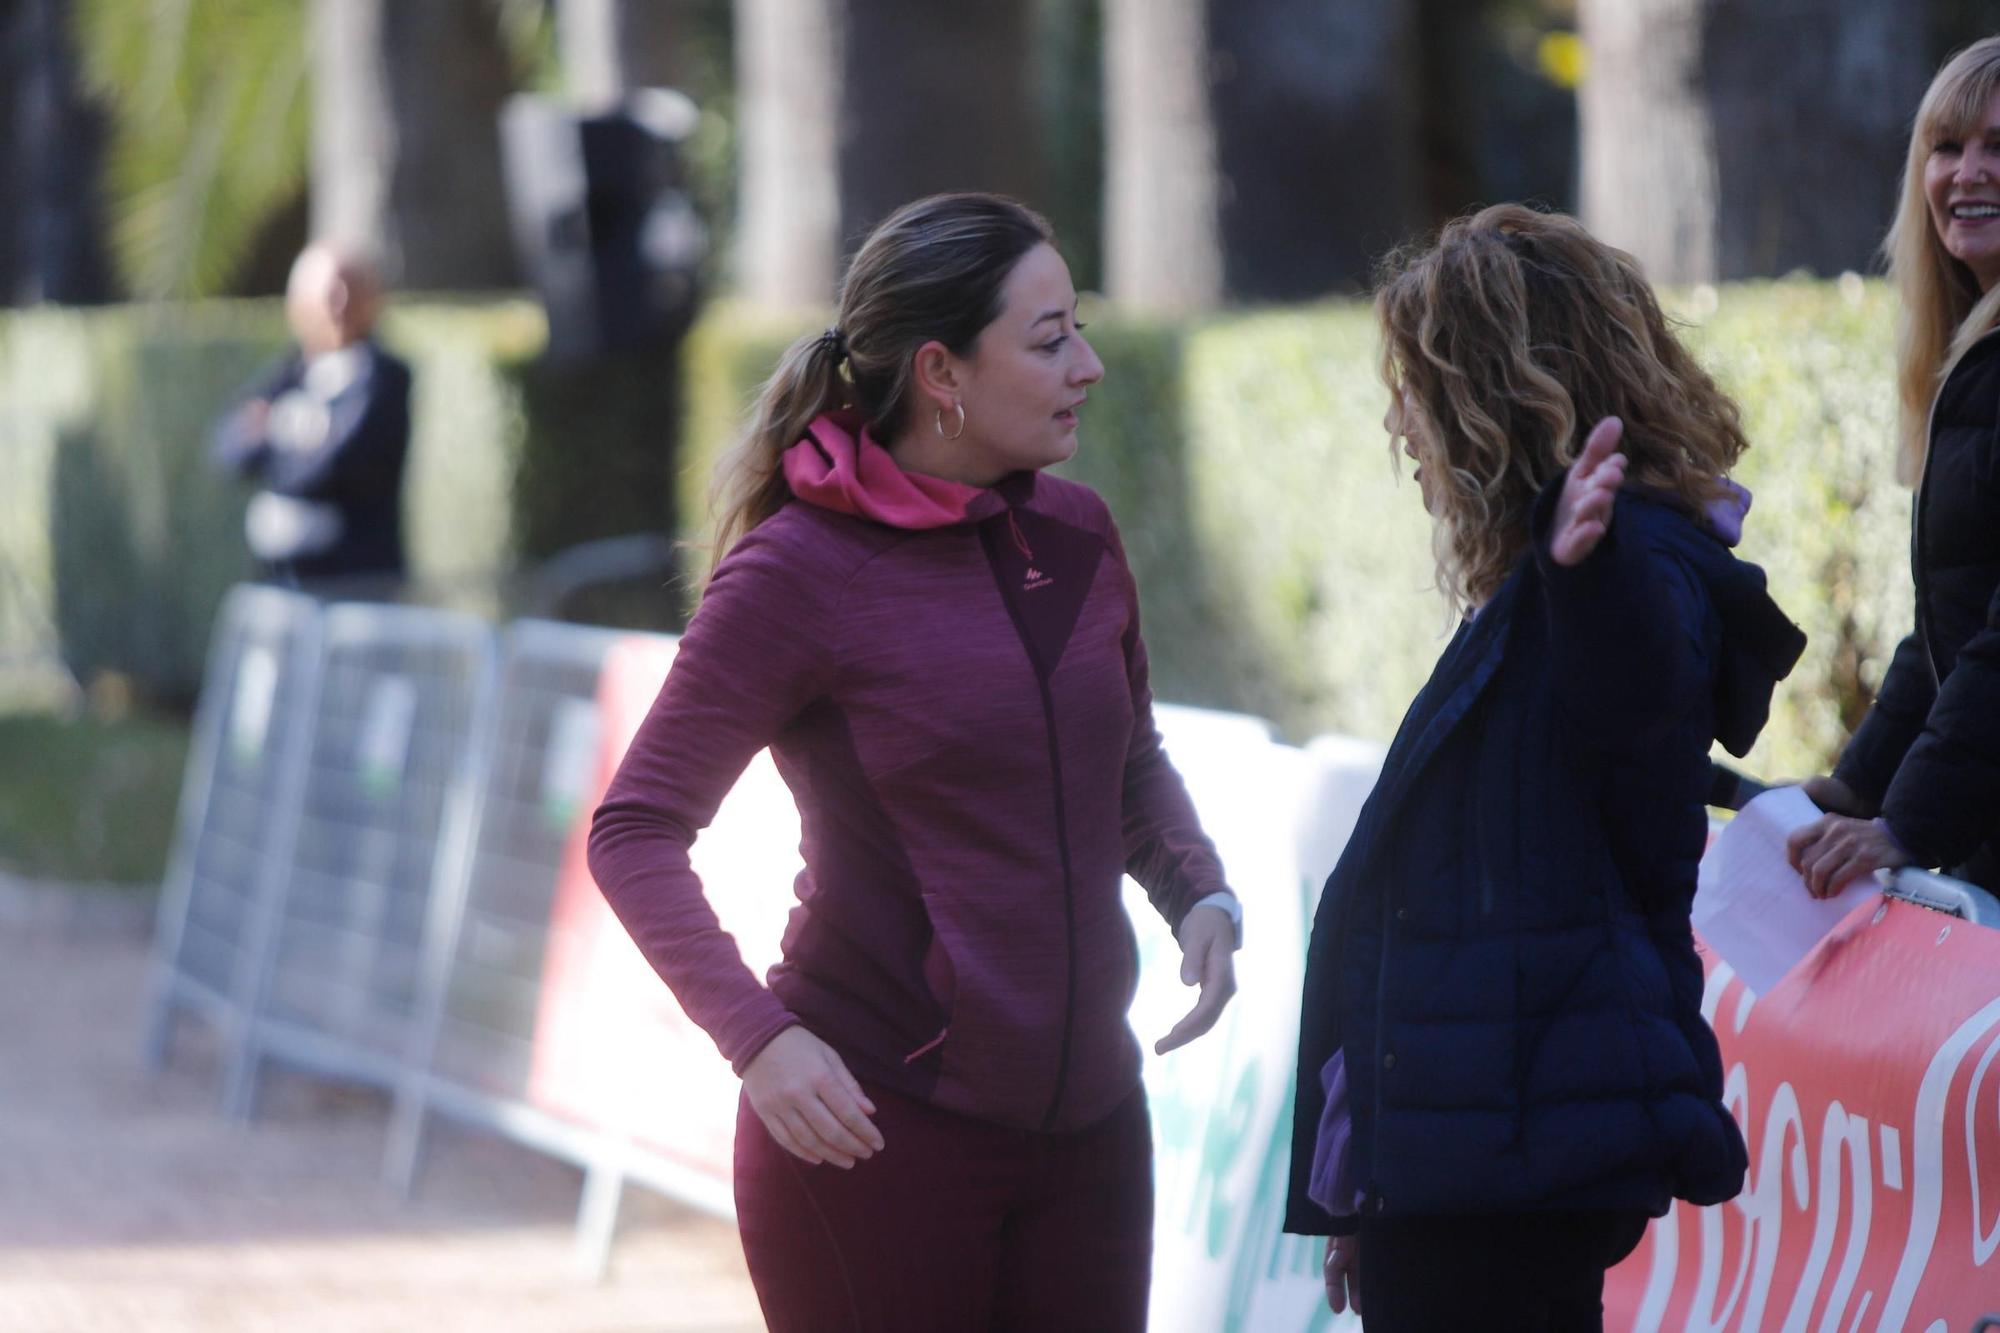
[1162,283,1910,782]
[1679,280,1909,782]
[49,305,289,700]
[505,350,682,562]
[0,311,103,694]
[0,708,191,883]
[4,281,1916,779]
[1173,303,1441,735]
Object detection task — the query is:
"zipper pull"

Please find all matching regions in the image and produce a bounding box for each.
[1007,509,1033,559]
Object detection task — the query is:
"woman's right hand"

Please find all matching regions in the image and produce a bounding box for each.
[1800,775,1875,818]
[1324,1234,1361,1315]
[741,1026,885,1168]
[1549,416,1628,567]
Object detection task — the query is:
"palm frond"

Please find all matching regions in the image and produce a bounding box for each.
[77,0,311,299]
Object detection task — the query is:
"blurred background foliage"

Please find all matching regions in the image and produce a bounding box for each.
[3,281,1909,796]
[75,0,312,300]
[1,0,1990,883]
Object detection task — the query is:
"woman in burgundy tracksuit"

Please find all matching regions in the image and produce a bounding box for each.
[588,193,1242,1333]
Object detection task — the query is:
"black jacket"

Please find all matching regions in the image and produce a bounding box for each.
[1285,487,1804,1236]
[1834,329,2000,884]
[212,339,412,585]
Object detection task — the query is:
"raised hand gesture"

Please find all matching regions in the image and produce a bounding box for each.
[1550,416,1628,567]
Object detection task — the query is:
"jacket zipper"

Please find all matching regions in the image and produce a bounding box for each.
[977,511,1081,1130]
[1035,675,1080,1130]
[1367,833,1395,1212]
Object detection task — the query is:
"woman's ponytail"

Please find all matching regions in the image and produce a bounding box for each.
[700,193,1054,588]
[704,328,850,580]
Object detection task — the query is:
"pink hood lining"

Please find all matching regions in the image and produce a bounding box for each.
[782,410,1010,530]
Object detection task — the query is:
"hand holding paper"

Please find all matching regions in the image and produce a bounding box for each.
[1693,786,1884,995]
[1786,813,1911,898]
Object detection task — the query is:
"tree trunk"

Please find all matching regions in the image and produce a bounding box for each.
[733,0,842,306]
[1103,0,1222,312]
[1210,0,1423,298]
[1578,0,1717,285]
[837,0,1041,255]
[1704,0,1924,278]
[1581,0,1925,283]
[735,0,1041,305]
[557,0,689,108]
[1,0,112,304]
[1105,0,1422,309]
[1033,0,1104,292]
[310,0,518,290]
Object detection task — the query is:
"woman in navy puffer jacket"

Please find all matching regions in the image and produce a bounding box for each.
[1285,205,1806,1331]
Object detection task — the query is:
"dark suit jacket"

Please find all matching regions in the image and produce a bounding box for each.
[213,338,411,585]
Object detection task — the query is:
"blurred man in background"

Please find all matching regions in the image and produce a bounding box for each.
[212,242,411,593]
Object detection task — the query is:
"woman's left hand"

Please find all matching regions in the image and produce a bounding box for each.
[1324,1235,1362,1315]
[1786,815,1912,898]
[1550,416,1629,567]
[1155,904,1238,1054]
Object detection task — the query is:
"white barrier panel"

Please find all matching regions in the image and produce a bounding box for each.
[1134,724,1385,1333]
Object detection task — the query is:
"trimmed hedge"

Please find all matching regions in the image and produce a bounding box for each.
[0,299,682,702]
[677,283,1911,781]
[1681,281,1910,781]
[5,281,1910,780]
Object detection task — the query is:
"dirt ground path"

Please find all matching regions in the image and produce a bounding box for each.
[0,919,763,1332]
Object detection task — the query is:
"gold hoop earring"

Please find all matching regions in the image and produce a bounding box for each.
[935,402,966,441]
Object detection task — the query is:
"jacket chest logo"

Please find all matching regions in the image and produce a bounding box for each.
[1023,566,1053,592]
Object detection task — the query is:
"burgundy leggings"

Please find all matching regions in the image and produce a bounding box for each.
[732,1083,1154,1333]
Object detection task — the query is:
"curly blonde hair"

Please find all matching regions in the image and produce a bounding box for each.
[1885,37,2000,484]
[1375,204,1750,612]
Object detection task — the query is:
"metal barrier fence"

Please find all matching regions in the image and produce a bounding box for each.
[384,620,634,1264]
[385,628,800,1276]
[142,584,2000,1315]
[1887,866,2000,926]
[221,602,495,1119]
[143,585,324,1071]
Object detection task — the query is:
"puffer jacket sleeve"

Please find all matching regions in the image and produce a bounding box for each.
[1104,518,1230,931]
[587,523,832,1073]
[1831,631,1937,811]
[1879,580,2000,868]
[1529,487,1716,748]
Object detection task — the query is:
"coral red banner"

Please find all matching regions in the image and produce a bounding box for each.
[1605,900,2000,1330]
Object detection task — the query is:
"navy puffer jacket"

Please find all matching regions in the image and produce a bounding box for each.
[1285,486,1805,1236]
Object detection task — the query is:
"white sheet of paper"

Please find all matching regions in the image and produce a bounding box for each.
[1692,785,1881,996]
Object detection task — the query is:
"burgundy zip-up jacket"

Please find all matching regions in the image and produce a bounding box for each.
[587,412,1229,1133]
